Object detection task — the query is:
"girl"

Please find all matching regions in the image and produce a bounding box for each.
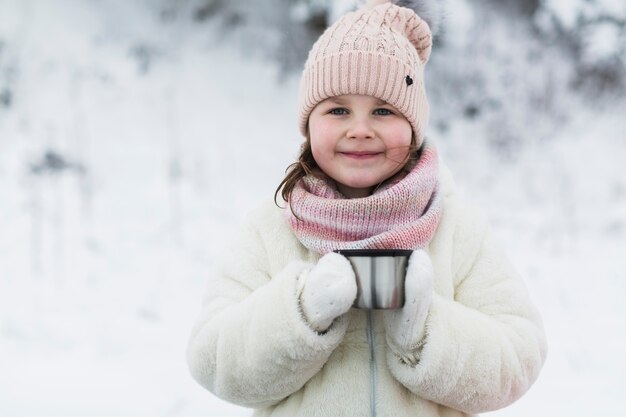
[186,1,547,416]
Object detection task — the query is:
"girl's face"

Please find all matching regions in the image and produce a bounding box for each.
[308,94,413,198]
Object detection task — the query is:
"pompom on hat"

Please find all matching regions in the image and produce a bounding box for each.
[298,0,437,147]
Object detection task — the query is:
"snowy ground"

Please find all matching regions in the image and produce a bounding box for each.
[1,1,625,416]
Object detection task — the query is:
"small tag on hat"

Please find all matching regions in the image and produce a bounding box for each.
[405,75,413,86]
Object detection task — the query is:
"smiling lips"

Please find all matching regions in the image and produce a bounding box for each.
[339,151,382,160]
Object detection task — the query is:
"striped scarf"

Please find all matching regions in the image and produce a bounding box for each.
[285,142,443,254]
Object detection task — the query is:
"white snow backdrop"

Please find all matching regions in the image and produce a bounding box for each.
[1,0,625,416]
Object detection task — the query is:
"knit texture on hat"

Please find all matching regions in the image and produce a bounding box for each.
[285,142,443,255]
[298,1,433,146]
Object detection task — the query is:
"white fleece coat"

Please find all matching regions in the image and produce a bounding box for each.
[186,164,547,417]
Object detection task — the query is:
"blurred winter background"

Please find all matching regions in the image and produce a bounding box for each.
[0,0,625,415]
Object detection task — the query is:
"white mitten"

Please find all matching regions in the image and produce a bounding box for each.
[384,249,434,365]
[299,253,357,333]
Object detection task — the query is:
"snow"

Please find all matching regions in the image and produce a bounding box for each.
[1,0,625,416]
[582,21,624,62]
[542,0,589,29]
[542,0,626,33]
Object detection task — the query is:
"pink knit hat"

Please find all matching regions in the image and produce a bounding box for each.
[298,0,433,146]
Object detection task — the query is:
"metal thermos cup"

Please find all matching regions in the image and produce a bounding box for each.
[335,249,412,310]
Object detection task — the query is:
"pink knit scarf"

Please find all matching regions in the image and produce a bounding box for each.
[285,142,443,254]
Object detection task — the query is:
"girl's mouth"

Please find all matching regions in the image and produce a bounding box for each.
[340,151,381,160]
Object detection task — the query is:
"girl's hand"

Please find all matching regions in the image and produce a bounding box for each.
[298,253,357,333]
[384,249,434,365]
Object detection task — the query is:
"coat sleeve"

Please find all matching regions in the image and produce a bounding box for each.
[386,202,548,414]
[186,211,348,408]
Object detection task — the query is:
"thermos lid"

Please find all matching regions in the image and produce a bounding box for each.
[334,249,413,257]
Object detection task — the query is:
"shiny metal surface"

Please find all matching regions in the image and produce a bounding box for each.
[337,250,412,310]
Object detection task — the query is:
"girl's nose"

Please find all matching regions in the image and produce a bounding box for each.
[347,116,374,139]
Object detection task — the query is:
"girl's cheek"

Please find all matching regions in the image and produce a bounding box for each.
[388,147,411,163]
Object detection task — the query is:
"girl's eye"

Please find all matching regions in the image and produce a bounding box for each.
[374,108,393,116]
[329,108,349,115]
